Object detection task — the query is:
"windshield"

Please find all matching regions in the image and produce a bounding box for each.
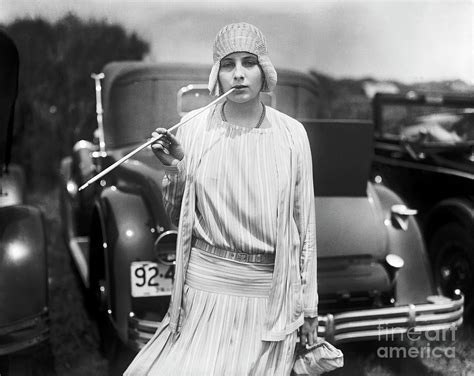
[380,104,474,145]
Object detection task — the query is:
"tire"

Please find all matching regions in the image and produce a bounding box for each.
[87,214,114,356]
[87,208,107,314]
[430,223,474,318]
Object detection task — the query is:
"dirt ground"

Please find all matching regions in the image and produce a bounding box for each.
[13,186,474,376]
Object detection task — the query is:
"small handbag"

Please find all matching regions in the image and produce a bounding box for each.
[292,337,344,375]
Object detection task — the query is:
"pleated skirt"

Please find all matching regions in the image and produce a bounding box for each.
[123,247,297,376]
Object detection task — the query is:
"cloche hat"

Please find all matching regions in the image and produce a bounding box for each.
[208,22,277,96]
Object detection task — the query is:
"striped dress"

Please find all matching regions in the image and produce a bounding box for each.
[123,104,317,376]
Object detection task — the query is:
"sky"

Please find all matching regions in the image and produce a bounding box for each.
[1,0,473,84]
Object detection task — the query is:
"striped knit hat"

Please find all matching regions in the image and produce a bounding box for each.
[208,22,277,96]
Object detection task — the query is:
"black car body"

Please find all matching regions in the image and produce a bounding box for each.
[60,62,463,359]
[371,91,474,314]
[0,30,49,361]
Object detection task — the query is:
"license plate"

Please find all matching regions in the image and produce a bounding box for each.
[130,261,174,297]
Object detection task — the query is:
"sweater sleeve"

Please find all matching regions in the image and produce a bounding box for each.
[161,126,187,227]
[293,123,318,318]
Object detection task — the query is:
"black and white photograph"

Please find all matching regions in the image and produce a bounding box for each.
[0,0,472,375]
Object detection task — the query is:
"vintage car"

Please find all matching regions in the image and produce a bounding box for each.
[371,91,474,316]
[60,62,463,368]
[0,30,49,368]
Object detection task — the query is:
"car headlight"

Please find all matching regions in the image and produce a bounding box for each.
[154,230,178,265]
[385,254,405,270]
[385,254,404,287]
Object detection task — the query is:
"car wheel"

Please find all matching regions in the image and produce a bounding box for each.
[431,223,474,318]
[88,253,107,313]
[88,226,110,352]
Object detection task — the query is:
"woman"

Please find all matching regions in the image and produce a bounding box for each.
[124,22,318,376]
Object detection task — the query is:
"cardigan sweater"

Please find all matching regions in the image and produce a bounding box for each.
[162,105,318,341]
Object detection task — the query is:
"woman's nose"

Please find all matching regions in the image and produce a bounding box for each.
[233,63,244,80]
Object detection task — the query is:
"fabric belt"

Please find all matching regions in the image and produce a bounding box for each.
[192,238,275,265]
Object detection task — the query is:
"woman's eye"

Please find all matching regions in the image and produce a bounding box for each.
[220,61,234,69]
[243,60,258,67]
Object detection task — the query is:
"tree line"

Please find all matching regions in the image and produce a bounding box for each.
[2,14,149,189]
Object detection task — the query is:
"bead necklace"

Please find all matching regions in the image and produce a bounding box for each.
[221,101,266,129]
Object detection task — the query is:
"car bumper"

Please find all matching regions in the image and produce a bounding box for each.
[128,315,160,351]
[128,294,464,349]
[0,308,49,355]
[320,294,464,343]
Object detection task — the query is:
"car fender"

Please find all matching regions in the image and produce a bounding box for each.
[95,186,158,343]
[0,205,48,325]
[0,164,25,207]
[371,183,436,304]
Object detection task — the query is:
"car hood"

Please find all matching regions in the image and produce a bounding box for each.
[315,195,388,260]
[315,194,392,309]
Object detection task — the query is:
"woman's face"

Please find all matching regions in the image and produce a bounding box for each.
[218,52,263,103]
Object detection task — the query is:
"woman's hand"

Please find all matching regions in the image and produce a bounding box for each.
[300,316,318,347]
[150,128,184,166]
